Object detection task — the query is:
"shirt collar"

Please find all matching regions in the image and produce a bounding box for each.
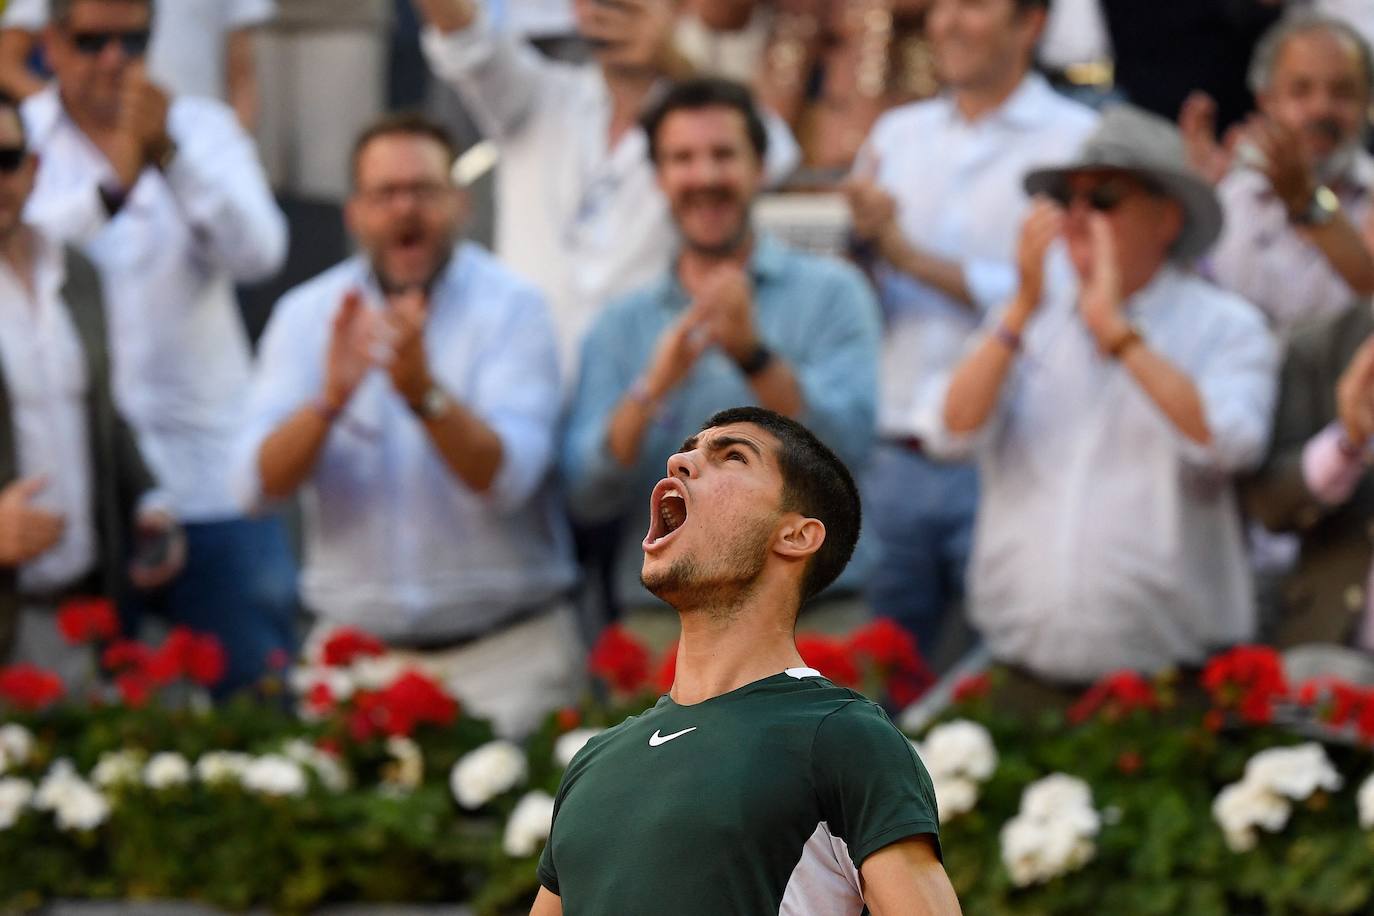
[657,231,787,307]
[22,85,64,150]
[940,72,1058,131]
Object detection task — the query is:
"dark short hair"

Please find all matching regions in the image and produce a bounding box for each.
[1015,0,1050,10]
[51,0,153,25]
[700,407,861,607]
[641,77,769,165]
[350,111,458,188]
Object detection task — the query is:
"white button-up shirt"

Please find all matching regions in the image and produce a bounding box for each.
[861,75,1098,438]
[235,244,576,642]
[3,0,277,101]
[421,12,801,384]
[927,265,1279,681]
[0,234,95,592]
[1207,153,1374,338]
[21,87,288,521]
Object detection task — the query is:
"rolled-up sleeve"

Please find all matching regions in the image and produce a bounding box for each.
[1175,308,1279,474]
[164,99,287,283]
[420,12,551,143]
[792,265,881,471]
[560,308,642,524]
[469,285,565,512]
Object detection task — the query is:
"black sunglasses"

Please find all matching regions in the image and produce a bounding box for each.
[0,147,27,174]
[1048,179,1162,213]
[69,30,152,57]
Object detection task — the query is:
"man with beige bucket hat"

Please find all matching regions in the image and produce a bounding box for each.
[923,105,1280,690]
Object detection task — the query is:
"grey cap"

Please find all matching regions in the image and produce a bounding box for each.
[1023,104,1224,261]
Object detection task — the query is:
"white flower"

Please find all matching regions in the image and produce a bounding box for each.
[282,740,350,793]
[554,729,603,769]
[0,724,33,768]
[1242,743,1344,801]
[91,750,146,789]
[503,790,556,858]
[143,752,192,790]
[0,777,33,830]
[1212,779,1291,853]
[241,754,308,798]
[382,736,424,794]
[999,774,1101,886]
[919,720,998,782]
[33,760,83,811]
[54,780,110,832]
[349,655,406,691]
[1358,773,1374,830]
[931,774,978,824]
[195,751,254,786]
[1021,773,1096,823]
[450,740,527,809]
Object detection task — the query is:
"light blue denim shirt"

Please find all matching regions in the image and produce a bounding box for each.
[562,233,882,610]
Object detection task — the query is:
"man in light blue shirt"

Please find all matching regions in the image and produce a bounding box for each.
[236,113,577,735]
[563,78,880,618]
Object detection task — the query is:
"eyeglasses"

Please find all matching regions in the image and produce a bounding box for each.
[0,147,27,174]
[1048,180,1159,213]
[356,182,451,207]
[69,30,152,57]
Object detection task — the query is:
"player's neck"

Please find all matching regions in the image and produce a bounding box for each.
[670,601,805,706]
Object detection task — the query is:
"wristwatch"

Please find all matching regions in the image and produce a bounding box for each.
[1292,185,1340,226]
[737,343,775,377]
[411,385,453,421]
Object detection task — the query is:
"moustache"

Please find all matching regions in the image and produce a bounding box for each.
[1305,118,1346,143]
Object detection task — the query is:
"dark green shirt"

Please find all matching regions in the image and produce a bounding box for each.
[537,668,940,915]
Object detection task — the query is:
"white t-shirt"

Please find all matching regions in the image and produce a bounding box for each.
[3,0,277,100]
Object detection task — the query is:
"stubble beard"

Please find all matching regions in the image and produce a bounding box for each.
[642,516,774,620]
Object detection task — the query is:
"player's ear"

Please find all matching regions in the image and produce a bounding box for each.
[774,515,825,561]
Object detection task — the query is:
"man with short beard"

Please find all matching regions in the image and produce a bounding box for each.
[235,113,578,737]
[562,77,880,625]
[536,406,959,916]
[1192,12,1374,337]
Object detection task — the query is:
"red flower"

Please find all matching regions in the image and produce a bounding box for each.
[306,682,335,716]
[655,641,678,694]
[588,625,651,694]
[115,672,153,707]
[55,597,118,645]
[796,635,859,687]
[952,673,992,704]
[1358,695,1374,744]
[1068,671,1158,725]
[101,639,153,674]
[1202,645,1289,725]
[0,664,64,710]
[1203,709,1224,733]
[185,636,227,687]
[845,620,934,706]
[321,628,386,668]
[1116,750,1143,775]
[556,707,582,733]
[349,670,460,741]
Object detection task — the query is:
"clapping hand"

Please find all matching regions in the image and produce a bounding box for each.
[380,288,435,407]
[322,290,379,412]
[1337,334,1374,449]
[1014,198,1064,314]
[1178,91,1242,186]
[1237,114,1317,220]
[692,264,758,363]
[0,476,64,567]
[1078,212,1130,351]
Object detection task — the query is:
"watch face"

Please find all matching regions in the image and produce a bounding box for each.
[1315,185,1340,216]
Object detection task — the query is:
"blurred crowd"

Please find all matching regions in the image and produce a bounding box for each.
[2,0,1374,735]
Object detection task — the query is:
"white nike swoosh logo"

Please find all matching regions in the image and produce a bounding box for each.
[648,727,698,747]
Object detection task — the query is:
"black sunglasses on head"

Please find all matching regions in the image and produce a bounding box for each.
[0,147,28,174]
[69,29,152,57]
[1048,179,1162,213]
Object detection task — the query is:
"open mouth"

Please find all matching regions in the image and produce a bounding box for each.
[643,478,689,552]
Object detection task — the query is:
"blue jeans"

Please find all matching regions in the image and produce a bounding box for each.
[861,443,978,658]
[124,514,299,696]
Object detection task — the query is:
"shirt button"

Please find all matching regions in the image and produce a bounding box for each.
[1345,585,1366,613]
